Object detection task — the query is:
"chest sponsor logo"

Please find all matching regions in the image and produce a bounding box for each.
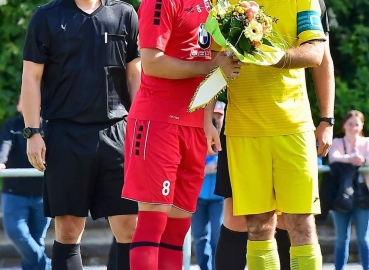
[197,23,211,50]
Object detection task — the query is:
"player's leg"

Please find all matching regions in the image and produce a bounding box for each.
[214,131,248,270]
[228,136,280,270]
[215,198,248,270]
[122,119,182,270]
[93,119,138,270]
[43,121,100,270]
[276,215,291,270]
[158,125,207,270]
[273,132,322,270]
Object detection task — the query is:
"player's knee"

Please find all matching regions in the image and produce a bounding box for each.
[138,202,171,213]
[223,213,247,232]
[246,211,276,240]
[110,214,137,242]
[283,214,317,245]
[55,215,85,243]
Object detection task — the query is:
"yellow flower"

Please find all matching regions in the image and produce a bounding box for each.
[233,11,239,16]
[235,6,245,13]
[244,19,264,42]
[218,7,227,18]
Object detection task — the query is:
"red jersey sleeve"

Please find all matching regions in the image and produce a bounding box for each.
[138,0,177,52]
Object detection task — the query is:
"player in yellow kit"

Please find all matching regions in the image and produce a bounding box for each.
[207,0,335,269]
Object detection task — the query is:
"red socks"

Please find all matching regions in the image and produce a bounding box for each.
[130,211,167,270]
[158,217,191,270]
[130,212,191,270]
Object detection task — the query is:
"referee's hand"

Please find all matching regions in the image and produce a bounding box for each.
[26,134,46,172]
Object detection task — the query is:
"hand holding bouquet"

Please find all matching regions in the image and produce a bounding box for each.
[188,0,285,112]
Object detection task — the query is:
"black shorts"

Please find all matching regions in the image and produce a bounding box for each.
[214,127,233,198]
[43,119,138,220]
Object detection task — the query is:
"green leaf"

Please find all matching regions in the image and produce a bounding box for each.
[239,35,251,53]
[229,27,242,38]
[262,38,273,47]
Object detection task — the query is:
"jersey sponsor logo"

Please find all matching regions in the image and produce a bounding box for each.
[190,49,211,59]
[204,0,211,12]
[297,10,323,35]
[153,0,162,25]
[197,23,211,50]
[169,115,179,120]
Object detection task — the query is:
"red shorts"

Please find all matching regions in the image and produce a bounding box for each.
[122,119,207,213]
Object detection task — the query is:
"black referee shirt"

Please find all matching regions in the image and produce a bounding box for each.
[23,0,139,124]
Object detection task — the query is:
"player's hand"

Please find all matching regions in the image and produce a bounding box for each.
[0,163,6,170]
[315,121,333,157]
[205,121,221,155]
[212,51,243,79]
[26,134,46,171]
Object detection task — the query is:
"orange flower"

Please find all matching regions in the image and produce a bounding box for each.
[239,1,250,8]
[251,40,262,48]
[239,1,259,20]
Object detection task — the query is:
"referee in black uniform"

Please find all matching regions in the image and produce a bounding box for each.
[20,0,140,269]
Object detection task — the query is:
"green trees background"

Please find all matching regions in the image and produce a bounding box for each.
[0,0,369,136]
[308,0,369,136]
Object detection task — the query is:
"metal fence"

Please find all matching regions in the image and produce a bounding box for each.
[3,165,369,178]
[2,165,369,270]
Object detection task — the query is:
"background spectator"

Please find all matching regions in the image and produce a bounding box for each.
[191,102,225,270]
[329,110,369,270]
[0,97,51,270]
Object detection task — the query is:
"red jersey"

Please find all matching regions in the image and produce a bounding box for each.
[128,0,212,127]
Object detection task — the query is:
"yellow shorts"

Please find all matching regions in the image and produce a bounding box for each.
[227,131,320,216]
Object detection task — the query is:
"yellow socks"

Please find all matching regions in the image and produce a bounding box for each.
[290,244,322,270]
[246,239,280,270]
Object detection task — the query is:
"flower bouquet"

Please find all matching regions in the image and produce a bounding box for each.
[188,0,285,112]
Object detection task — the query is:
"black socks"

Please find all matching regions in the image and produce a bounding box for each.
[116,242,131,270]
[275,228,291,270]
[51,241,83,270]
[215,224,249,270]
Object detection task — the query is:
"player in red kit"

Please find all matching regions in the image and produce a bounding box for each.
[121,0,242,269]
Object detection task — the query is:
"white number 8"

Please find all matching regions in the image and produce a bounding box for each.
[162,180,171,196]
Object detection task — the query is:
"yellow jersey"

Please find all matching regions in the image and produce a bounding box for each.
[221,0,326,136]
